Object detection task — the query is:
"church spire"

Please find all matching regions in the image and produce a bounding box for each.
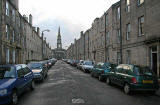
[57,26,62,49]
[58,26,61,36]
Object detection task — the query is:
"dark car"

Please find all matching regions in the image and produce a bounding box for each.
[27,62,48,82]
[106,64,159,94]
[91,62,117,81]
[0,64,35,105]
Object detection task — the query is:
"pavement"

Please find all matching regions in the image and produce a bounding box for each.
[18,60,160,105]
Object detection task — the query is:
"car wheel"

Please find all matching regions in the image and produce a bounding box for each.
[30,80,35,90]
[106,77,111,85]
[98,75,102,81]
[91,72,94,77]
[150,91,156,95]
[12,91,18,105]
[124,83,131,94]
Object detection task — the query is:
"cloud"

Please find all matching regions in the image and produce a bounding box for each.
[19,0,120,49]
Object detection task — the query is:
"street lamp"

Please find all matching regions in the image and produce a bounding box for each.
[42,29,50,60]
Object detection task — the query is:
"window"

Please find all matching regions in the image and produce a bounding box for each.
[6,1,9,16]
[13,50,15,63]
[117,29,120,43]
[126,50,131,64]
[12,30,15,42]
[17,67,24,78]
[12,9,15,22]
[117,52,121,65]
[6,25,9,40]
[138,16,144,36]
[126,0,130,12]
[6,48,10,63]
[117,6,120,20]
[105,14,109,25]
[138,0,144,5]
[106,31,110,43]
[126,23,131,40]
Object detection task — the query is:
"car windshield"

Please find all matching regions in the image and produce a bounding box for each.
[0,67,16,79]
[134,66,153,76]
[104,63,116,69]
[84,61,93,66]
[28,63,42,69]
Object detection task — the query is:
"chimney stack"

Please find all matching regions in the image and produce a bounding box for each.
[80,31,83,37]
[37,27,40,36]
[23,15,28,22]
[29,14,32,25]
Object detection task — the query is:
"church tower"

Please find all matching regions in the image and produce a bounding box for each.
[57,27,62,49]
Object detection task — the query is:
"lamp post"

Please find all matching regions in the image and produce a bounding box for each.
[42,29,50,60]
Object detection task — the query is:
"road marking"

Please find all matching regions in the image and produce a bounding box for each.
[72,98,85,104]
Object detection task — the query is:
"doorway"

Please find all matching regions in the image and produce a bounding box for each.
[151,46,157,75]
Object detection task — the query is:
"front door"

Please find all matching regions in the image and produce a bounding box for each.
[151,46,158,75]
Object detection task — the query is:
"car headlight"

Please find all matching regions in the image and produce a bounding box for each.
[0,89,7,95]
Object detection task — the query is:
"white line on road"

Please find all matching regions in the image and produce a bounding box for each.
[72,98,85,104]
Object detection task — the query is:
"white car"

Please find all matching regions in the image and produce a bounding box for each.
[82,61,94,73]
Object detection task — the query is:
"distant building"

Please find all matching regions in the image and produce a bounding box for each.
[52,27,66,60]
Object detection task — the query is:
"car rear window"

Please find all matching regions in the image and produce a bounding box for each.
[27,63,42,69]
[133,66,153,76]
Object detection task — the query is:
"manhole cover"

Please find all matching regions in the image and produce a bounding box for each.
[72,98,85,104]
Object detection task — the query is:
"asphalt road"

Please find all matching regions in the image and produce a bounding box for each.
[18,61,160,105]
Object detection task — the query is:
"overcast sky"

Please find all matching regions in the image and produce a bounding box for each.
[19,0,119,49]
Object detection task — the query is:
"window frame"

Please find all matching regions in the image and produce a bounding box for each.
[138,0,144,6]
[138,16,144,36]
[126,23,131,40]
[5,1,9,16]
[126,0,130,13]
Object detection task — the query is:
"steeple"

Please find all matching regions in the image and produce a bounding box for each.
[57,26,62,49]
[58,27,61,36]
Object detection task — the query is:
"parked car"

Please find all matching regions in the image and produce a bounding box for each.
[0,64,35,105]
[81,61,94,73]
[105,64,159,94]
[77,60,84,70]
[28,62,48,82]
[91,62,117,81]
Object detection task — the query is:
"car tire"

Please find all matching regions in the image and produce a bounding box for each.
[106,77,111,85]
[150,91,156,95]
[124,83,131,95]
[30,80,35,90]
[11,91,18,105]
[91,72,94,77]
[98,75,103,81]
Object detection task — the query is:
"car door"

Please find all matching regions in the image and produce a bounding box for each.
[114,65,123,86]
[16,66,26,94]
[23,65,33,88]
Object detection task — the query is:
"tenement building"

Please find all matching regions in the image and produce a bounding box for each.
[0,0,52,65]
[0,0,25,64]
[66,0,160,78]
[52,27,66,60]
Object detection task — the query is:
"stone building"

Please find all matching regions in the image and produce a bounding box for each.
[67,0,160,78]
[119,0,160,77]
[0,0,52,65]
[52,27,66,60]
[0,0,25,64]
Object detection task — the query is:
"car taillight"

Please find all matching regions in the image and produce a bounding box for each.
[101,70,104,74]
[131,77,137,84]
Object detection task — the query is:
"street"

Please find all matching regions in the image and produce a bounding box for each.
[18,61,160,105]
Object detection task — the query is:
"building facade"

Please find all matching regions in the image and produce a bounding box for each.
[0,0,52,65]
[66,0,160,78]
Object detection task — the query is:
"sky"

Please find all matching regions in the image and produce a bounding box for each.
[19,0,119,49]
